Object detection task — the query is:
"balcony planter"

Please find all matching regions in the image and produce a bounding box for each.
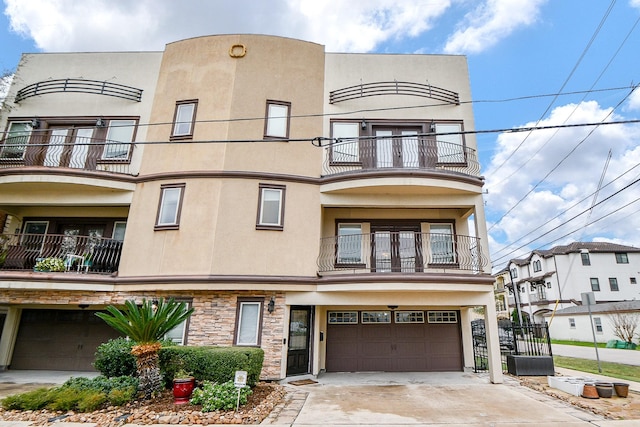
[172,370,196,404]
[33,257,66,272]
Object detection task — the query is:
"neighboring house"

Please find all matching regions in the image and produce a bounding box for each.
[493,267,510,319]
[499,242,640,324]
[546,300,640,344]
[0,34,501,382]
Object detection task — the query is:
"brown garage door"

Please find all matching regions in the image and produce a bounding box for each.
[11,309,122,371]
[326,310,462,372]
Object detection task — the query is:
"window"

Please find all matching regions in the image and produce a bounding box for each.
[395,311,425,323]
[102,120,135,160]
[331,122,360,163]
[510,268,518,279]
[361,311,391,323]
[264,100,290,139]
[615,253,629,264]
[594,317,603,333]
[631,277,637,284]
[337,223,363,264]
[609,278,619,291]
[1,121,32,159]
[581,252,590,265]
[435,123,465,163]
[112,221,127,241]
[328,311,358,324]
[532,260,541,272]
[430,223,455,264]
[569,318,576,328]
[427,311,458,323]
[164,300,191,345]
[256,184,285,230]
[171,100,197,140]
[235,299,263,346]
[155,184,185,229]
[590,278,600,292]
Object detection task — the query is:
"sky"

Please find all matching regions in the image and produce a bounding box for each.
[1,0,640,271]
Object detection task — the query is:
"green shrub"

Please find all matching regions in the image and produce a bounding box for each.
[63,375,138,395]
[190,381,252,412]
[46,389,83,411]
[77,391,107,412]
[1,388,52,410]
[93,337,137,377]
[159,346,264,387]
[108,386,136,406]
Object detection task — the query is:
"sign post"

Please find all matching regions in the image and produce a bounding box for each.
[581,292,602,373]
[234,370,247,411]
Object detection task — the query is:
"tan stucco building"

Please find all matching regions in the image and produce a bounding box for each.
[0,34,502,383]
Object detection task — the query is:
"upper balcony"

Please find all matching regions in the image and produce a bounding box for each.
[321,135,480,179]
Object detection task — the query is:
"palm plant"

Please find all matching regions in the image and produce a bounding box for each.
[95,298,194,399]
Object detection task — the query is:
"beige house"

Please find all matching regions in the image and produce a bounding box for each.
[0,35,502,383]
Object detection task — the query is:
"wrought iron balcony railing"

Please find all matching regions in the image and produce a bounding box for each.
[15,78,143,103]
[0,135,135,175]
[0,233,122,274]
[323,137,480,177]
[318,232,487,274]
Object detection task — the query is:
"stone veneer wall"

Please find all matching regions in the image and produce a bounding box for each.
[0,289,286,380]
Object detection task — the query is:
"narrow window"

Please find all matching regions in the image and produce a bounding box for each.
[328,311,358,324]
[510,268,518,279]
[264,100,290,139]
[102,120,135,160]
[594,317,603,333]
[235,299,263,346]
[164,300,191,345]
[434,123,465,163]
[569,318,576,329]
[631,277,637,284]
[171,100,198,140]
[581,252,590,265]
[256,184,285,230]
[1,121,33,159]
[155,183,185,230]
[609,278,619,291]
[430,223,455,264]
[590,278,600,292]
[533,260,541,272]
[337,223,363,265]
[112,221,127,241]
[615,253,629,264]
[331,122,360,163]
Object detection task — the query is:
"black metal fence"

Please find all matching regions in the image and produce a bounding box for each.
[472,320,552,373]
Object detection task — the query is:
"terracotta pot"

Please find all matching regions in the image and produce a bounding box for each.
[582,383,599,399]
[595,382,613,398]
[173,377,196,404]
[614,382,630,398]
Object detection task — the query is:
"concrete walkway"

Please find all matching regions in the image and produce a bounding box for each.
[552,343,640,366]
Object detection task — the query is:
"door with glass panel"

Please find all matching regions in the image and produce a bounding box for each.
[371,223,423,272]
[45,126,93,169]
[372,127,422,169]
[287,307,312,375]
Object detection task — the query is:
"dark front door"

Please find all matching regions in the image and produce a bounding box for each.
[286,306,312,375]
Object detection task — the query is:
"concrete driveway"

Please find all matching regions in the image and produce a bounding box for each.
[270,372,619,426]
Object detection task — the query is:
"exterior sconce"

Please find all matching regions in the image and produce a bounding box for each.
[361,119,367,130]
[429,121,436,133]
[30,118,40,129]
[95,118,107,128]
[387,305,398,310]
[267,296,275,313]
[78,304,89,309]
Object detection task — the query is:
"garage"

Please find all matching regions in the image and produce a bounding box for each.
[11,309,122,371]
[326,310,462,372]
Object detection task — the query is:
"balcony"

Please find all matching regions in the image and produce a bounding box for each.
[322,137,480,177]
[318,232,487,274]
[0,135,135,176]
[0,233,122,274]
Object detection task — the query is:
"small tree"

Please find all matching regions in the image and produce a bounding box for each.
[96,298,194,399]
[609,306,639,344]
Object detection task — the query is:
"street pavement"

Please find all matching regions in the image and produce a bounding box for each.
[552,343,640,366]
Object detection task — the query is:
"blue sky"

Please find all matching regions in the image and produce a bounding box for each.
[1,0,640,270]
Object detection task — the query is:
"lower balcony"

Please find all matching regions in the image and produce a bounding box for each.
[318,232,487,274]
[0,233,122,274]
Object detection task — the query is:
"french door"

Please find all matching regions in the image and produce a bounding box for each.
[372,126,422,168]
[45,126,93,169]
[370,223,423,272]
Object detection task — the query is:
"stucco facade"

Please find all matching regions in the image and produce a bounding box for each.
[0,35,501,383]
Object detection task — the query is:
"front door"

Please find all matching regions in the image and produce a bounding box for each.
[286,306,312,375]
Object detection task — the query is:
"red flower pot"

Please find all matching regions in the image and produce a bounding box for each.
[173,378,195,404]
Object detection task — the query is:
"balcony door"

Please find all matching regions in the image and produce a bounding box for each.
[372,126,422,169]
[45,126,93,169]
[371,223,423,272]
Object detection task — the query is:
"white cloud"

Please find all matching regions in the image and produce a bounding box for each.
[485,101,640,265]
[626,86,640,111]
[631,0,640,9]
[443,0,547,54]
[4,0,451,53]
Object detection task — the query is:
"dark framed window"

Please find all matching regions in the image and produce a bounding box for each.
[155,183,185,230]
[330,121,360,164]
[631,277,637,284]
[594,317,603,333]
[609,278,619,291]
[336,223,364,266]
[590,277,600,292]
[532,260,541,272]
[264,100,290,139]
[102,119,136,160]
[581,252,590,265]
[234,298,264,346]
[170,100,198,140]
[510,268,518,279]
[256,183,285,230]
[615,253,629,264]
[0,121,33,159]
